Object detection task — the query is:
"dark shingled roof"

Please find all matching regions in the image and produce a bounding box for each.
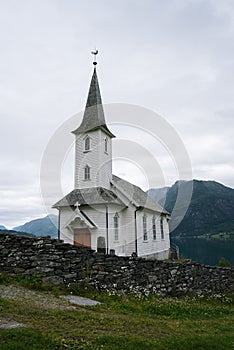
[72,68,115,138]
[54,179,168,214]
[53,187,125,208]
[111,175,168,214]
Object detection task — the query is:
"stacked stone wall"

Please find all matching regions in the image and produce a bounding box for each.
[0,233,233,295]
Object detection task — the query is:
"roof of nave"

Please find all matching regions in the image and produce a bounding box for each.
[111,175,169,215]
[54,179,169,214]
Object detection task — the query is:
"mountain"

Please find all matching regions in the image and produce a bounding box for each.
[147,187,169,208]
[0,225,7,230]
[148,180,234,237]
[13,214,58,238]
[0,228,34,238]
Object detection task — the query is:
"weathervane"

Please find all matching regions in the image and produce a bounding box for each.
[91,49,98,66]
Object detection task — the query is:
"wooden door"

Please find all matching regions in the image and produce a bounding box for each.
[74,228,91,248]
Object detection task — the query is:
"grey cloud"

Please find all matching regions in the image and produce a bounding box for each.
[0,0,234,227]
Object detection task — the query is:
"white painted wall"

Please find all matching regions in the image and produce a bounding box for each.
[136,209,170,259]
[59,207,75,245]
[59,203,170,259]
[98,133,112,189]
[74,130,112,189]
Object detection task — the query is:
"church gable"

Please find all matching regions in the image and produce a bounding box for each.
[65,209,96,230]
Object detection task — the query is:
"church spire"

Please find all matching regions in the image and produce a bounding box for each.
[72,53,115,138]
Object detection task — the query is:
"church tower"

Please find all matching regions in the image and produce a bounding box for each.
[72,60,115,190]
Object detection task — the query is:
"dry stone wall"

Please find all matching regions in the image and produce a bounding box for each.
[0,233,233,295]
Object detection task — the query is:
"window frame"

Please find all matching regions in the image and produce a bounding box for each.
[152,217,157,240]
[84,165,91,180]
[143,214,148,241]
[104,137,108,154]
[160,216,164,240]
[114,213,119,242]
[84,136,91,152]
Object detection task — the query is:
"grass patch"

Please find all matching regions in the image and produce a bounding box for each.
[92,291,233,320]
[95,334,234,350]
[0,273,62,295]
[0,329,58,350]
[0,276,233,349]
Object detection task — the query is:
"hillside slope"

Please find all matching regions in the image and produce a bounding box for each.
[13,215,58,238]
[148,180,234,237]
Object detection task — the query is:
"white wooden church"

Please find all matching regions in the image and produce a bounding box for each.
[54,59,170,260]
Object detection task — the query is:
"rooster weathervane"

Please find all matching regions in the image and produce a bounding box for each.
[91,49,98,66]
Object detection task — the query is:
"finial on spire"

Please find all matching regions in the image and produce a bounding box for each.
[91,49,98,66]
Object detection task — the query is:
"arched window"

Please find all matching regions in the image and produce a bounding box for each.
[160,216,164,239]
[84,165,90,180]
[152,217,156,240]
[84,136,90,151]
[114,213,119,241]
[143,214,147,241]
[104,137,108,153]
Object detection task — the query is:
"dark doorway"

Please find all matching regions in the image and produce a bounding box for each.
[97,236,106,254]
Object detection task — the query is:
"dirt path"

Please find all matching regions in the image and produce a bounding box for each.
[0,284,100,329]
[0,285,73,310]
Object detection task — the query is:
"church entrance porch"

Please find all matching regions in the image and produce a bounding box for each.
[74,228,91,248]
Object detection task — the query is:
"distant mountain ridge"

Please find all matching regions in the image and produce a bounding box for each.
[0,228,34,238]
[147,187,169,206]
[148,179,234,237]
[13,214,58,238]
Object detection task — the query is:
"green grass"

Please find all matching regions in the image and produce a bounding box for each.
[0,275,234,349]
[0,329,57,350]
[198,232,234,241]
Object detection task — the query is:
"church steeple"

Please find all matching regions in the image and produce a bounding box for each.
[72,67,115,138]
[73,56,114,190]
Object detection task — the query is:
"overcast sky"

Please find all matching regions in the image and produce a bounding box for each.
[0,0,234,228]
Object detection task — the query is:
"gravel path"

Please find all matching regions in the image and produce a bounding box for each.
[0,284,100,329]
[0,285,73,310]
[0,318,25,329]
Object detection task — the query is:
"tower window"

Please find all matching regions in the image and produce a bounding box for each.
[104,138,108,153]
[114,213,119,241]
[152,217,156,240]
[84,136,91,151]
[160,216,164,239]
[84,165,90,180]
[143,214,147,241]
